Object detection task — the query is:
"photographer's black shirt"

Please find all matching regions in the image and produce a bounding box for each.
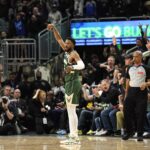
[3,103,17,124]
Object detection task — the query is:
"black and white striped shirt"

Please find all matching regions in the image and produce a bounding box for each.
[126,65,150,87]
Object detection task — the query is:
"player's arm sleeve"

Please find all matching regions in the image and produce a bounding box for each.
[72,51,85,70]
[72,60,85,70]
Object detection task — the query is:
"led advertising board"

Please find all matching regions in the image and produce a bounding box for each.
[71,20,150,46]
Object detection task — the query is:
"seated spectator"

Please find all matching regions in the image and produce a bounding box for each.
[2,72,19,90]
[78,84,95,135]
[98,79,120,136]
[106,67,125,136]
[0,96,17,135]
[11,89,29,134]
[1,85,13,100]
[79,83,107,135]
[30,89,54,134]
[55,108,68,135]
[46,90,66,134]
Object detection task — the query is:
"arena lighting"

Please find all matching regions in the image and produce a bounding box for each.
[71,20,150,46]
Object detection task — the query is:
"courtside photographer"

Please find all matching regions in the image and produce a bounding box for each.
[0,96,17,135]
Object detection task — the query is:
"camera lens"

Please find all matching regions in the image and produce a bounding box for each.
[2,98,8,104]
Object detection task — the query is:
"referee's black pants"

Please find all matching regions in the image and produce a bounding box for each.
[124,87,147,136]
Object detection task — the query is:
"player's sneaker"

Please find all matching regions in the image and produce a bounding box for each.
[60,137,80,145]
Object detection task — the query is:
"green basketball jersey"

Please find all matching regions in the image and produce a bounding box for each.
[64,51,81,104]
[64,51,80,82]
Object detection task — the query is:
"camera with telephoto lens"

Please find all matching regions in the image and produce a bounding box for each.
[2,97,8,104]
[45,105,51,111]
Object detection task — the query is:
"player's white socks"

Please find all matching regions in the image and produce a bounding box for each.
[67,103,78,138]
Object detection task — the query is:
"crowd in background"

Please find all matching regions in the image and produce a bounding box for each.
[0,0,150,138]
[0,0,150,40]
[0,32,150,136]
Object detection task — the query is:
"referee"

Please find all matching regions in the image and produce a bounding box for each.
[122,51,150,141]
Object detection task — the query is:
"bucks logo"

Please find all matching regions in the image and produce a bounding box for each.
[65,93,74,104]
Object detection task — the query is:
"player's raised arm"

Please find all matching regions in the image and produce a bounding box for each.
[47,24,66,51]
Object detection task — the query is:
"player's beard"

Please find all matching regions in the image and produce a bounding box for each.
[65,47,73,52]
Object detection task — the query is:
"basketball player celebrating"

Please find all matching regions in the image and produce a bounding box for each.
[47,24,85,144]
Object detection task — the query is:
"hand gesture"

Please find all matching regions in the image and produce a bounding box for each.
[119,104,123,111]
[41,107,47,113]
[146,24,149,29]
[140,82,147,91]
[82,83,90,89]
[89,106,95,111]
[112,36,117,46]
[113,69,119,78]
[138,23,142,29]
[57,102,64,107]
[65,66,73,74]
[2,101,9,111]
[106,65,111,71]
[47,24,55,31]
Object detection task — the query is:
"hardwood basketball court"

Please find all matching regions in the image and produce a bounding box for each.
[0,135,149,150]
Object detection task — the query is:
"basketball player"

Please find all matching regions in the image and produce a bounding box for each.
[47,24,85,144]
